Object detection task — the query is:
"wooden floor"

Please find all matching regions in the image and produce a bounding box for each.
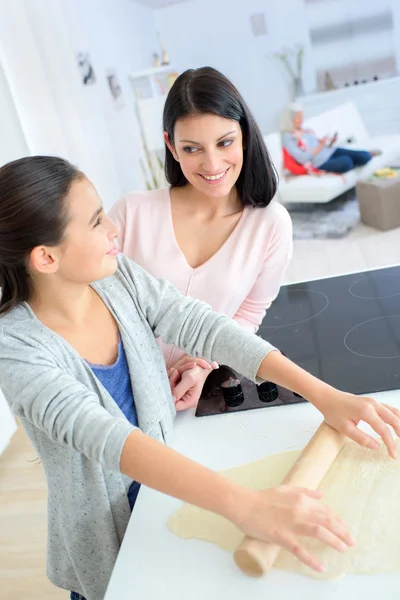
[284,222,400,285]
[1,221,400,599]
[0,425,65,600]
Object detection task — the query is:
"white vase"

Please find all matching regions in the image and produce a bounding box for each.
[293,77,303,98]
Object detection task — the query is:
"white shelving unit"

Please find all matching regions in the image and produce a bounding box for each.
[130,65,179,152]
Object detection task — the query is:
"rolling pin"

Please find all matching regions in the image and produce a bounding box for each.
[233,421,345,577]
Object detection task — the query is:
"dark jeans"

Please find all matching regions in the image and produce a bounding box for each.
[70,594,85,600]
[319,147,372,173]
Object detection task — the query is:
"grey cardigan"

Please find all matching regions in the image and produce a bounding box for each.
[0,255,275,600]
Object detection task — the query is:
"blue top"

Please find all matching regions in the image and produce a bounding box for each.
[88,336,140,509]
[282,131,335,168]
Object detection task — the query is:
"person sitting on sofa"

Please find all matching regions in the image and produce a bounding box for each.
[281,103,375,174]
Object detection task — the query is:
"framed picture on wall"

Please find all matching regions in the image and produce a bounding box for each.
[106,70,125,109]
[76,52,96,86]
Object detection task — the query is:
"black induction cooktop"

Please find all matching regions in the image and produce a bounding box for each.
[196,266,400,417]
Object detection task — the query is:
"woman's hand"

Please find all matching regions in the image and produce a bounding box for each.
[170,355,219,372]
[312,135,329,156]
[318,390,400,459]
[169,365,211,411]
[329,132,338,146]
[232,485,354,572]
[319,135,329,147]
[168,357,219,411]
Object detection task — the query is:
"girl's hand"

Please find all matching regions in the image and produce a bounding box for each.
[233,485,354,573]
[318,390,400,459]
[257,350,400,459]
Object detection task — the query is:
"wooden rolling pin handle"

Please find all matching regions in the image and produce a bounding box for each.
[233,422,346,577]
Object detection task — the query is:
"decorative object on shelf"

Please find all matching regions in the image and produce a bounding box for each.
[106,70,124,109]
[324,71,336,91]
[156,30,170,66]
[161,46,170,66]
[76,52,96,85]
[152,53,161,68]
[273,44,304,98]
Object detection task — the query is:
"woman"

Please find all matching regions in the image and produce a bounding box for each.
[281,102,376,174]
[1,156,398,600]
[109,67,293,409]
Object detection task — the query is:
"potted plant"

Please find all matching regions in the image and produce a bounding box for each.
[274,44,304,98]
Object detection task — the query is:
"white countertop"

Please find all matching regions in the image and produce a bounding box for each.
[105,388,400,600]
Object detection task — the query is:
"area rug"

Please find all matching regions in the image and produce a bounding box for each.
[285,190,360,240]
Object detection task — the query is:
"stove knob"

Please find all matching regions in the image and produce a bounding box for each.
[221,377,244,407]
[257,380,279,403]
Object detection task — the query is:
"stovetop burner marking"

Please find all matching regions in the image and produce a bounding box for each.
[349,274,400,300]
[262,289,329,329]
[344,315,400,359]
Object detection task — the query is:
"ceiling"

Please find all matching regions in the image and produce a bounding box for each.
[133,0,192,8]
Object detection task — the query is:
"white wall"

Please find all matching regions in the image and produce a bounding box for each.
[393,0,400,72]
[0,389,17,456]
[0,0,159,209]
[153,0,315,134]
[0,60,29,165]
[1,0,398,196]
[306,0,398,88]
[153,0,400,134]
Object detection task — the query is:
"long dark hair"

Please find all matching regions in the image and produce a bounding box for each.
[0,155,84,315]
[163,67,277,208]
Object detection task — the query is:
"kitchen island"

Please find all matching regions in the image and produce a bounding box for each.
[105,390,400,600]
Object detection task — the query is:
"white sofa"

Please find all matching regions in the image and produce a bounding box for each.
[264,101,400,204]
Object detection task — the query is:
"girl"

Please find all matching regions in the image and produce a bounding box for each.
[0,156,398,600]
[109,67,292,409]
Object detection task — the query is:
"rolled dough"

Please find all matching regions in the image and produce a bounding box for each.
[168,439,400,579]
